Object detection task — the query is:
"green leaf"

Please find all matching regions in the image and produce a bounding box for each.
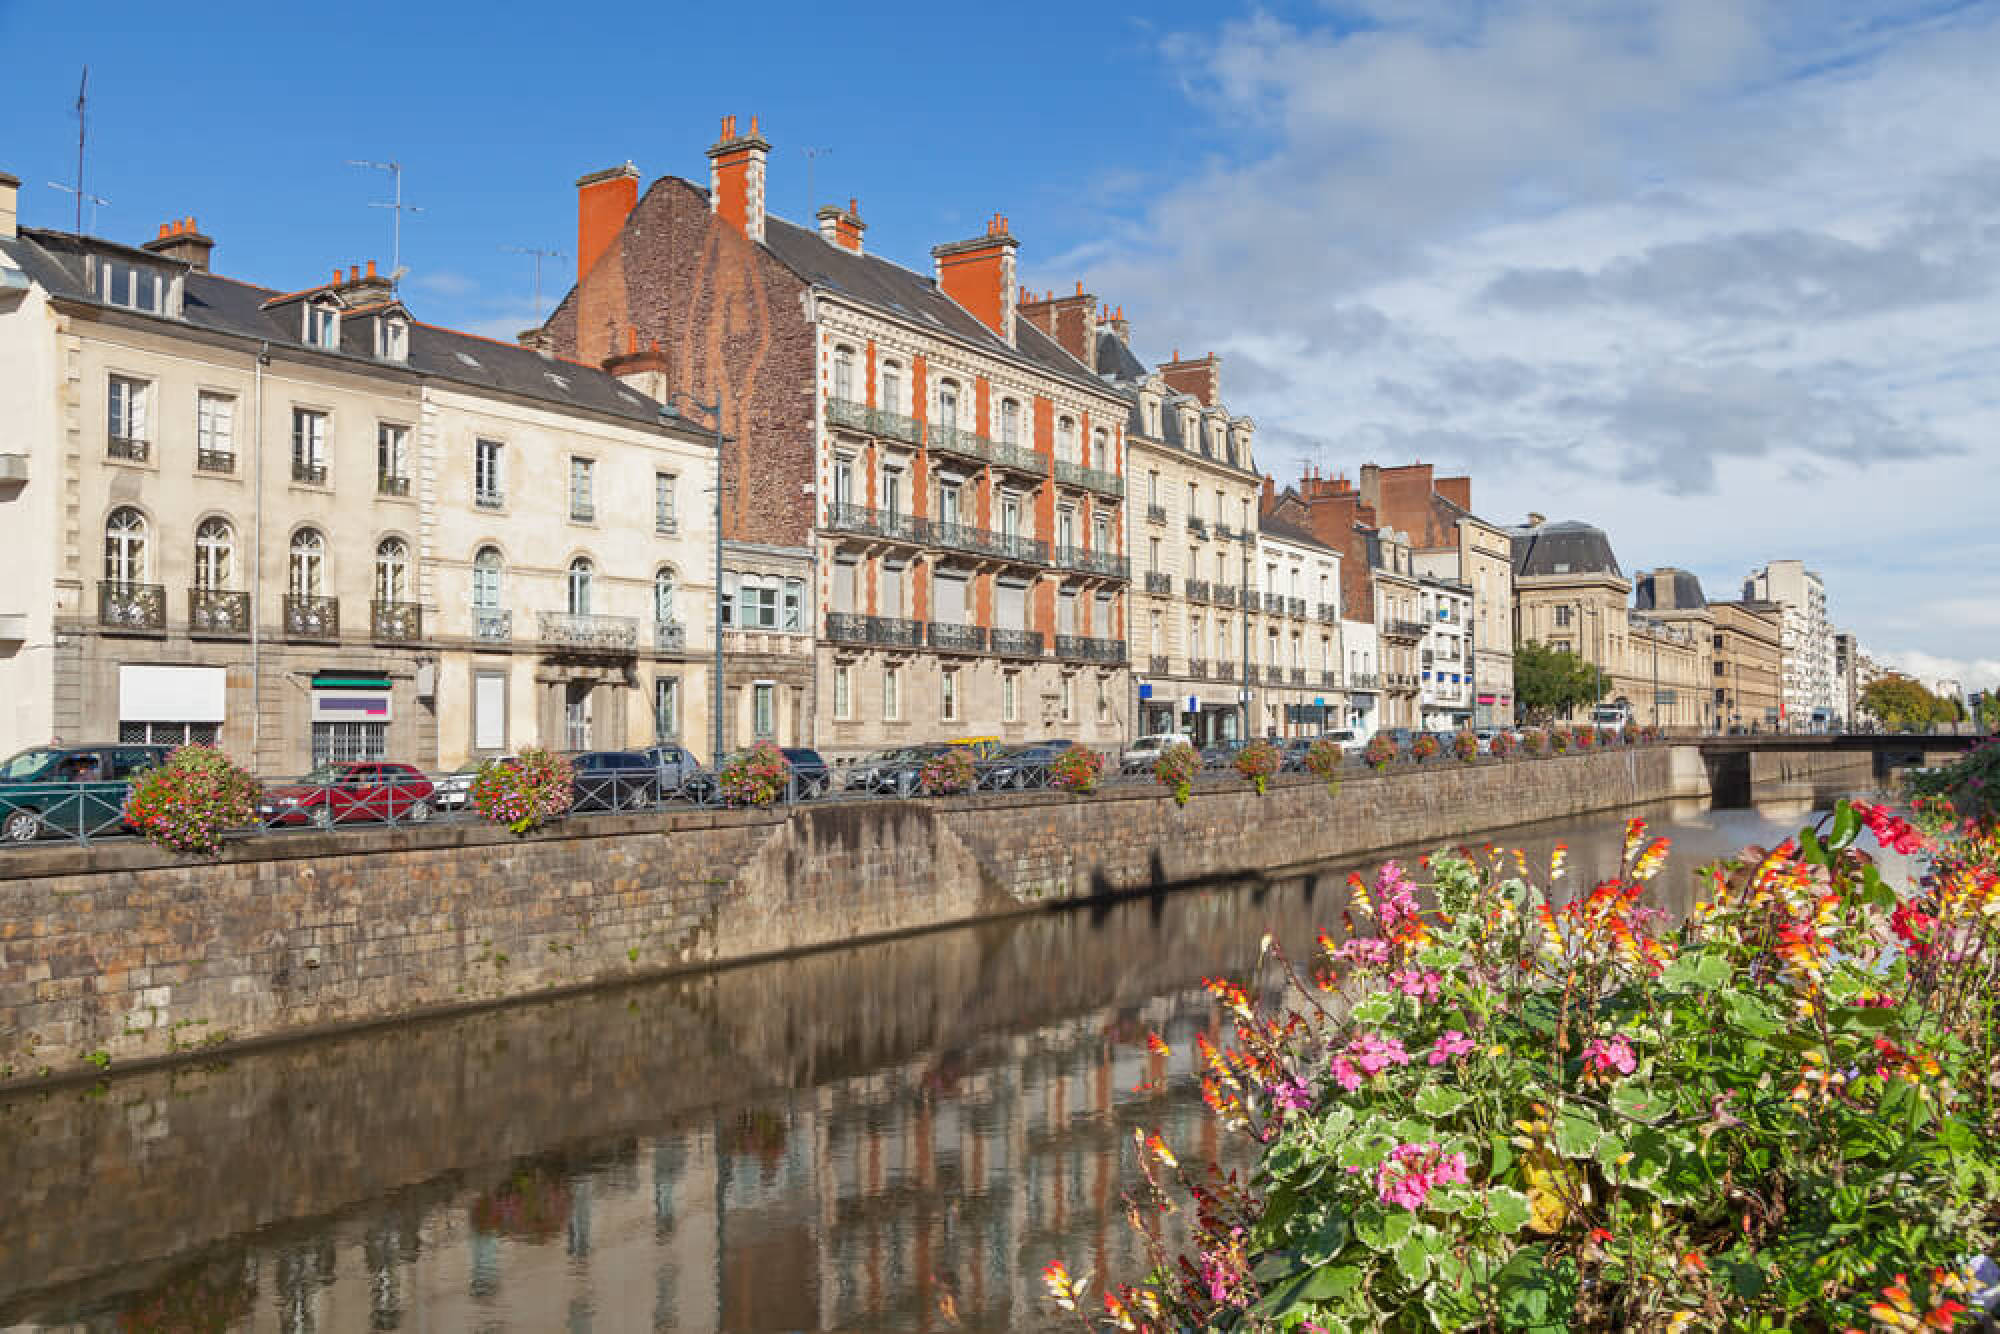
[1394,1230,1435,1283]
[1723,993,1780,1038]
[1418,945,1465,971]
[1834,1004,1901,1030]
[1485,1186,1533,1234]
[1608,1082,1659,1121]
[1829,800,1860,850]
[1298,1214,1352,1266]
[1413,1085,1470,1118]
[1352,993,1395,1025]
[1553,1105,1601,1159]
[1354,1204,1415,1252]
[1488,1133,1516,1178]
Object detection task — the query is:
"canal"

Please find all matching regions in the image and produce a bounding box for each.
[0,793,1865,1332]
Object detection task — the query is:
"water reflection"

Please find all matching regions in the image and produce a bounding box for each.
[0,796,1866,1332]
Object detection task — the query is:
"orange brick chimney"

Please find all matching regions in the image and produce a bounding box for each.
[1018,281,1097,370]
[576,164,640,283]
[141,216,215,272]
[816,197,866,253]
[1159,350,1221,406]
[932,213,1020,343]
[707,114,770,244]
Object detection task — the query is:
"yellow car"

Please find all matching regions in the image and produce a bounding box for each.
[947,736,1004,761]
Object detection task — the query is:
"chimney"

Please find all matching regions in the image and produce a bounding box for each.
[1435,475,1471,512]
[1105,303,1130,346]
[1357,463,1382,513]
[0,172,19,241]
[1158,350,1221,406]
[932,213,1020,343]
[576,163,641,283]
[141,216,216,272]
[604,331,671,402]
[815,197,866,253]
[1018,280,1098,369]
[328,259,394,308]
[707,114,770,245]
[517,326,555,357]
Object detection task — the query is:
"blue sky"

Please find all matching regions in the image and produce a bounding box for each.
[5,0,1998,688]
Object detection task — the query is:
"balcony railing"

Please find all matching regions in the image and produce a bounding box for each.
[1187,516,1209,538]
[1244,664,1260,684]
[1384,618,1429,640]
[1146,503,1167,525]
[1144,571,1172,594]
[826,612,924,648]
[927,421,991,465]
[1054,545,1129,578]
[377,474,411,498]
[1149,654,1170,676]
[372,600,423,643]
[928,622,988,653]
[108,436,150,463]
[1320,670,1341,690]
[537,611,637,654]
[284,594,339,641]
[826,397,873,434]
[98,581,165,632]
[875,409,924,445]
[1216,521,1235,541]
[1288,597,1306,619]
[1290,667,1307,685]
[473,609,512,642]
[989,529,1050,564]
[292,460,327,485]
[656,619,687,652]
[1318,602,1339,624]
[475,490,504,511]
[1186,578,1211,602]
[988,439,1049,476]
[570,501,595,523]
[991,627,1044,657]
[1349,672,1379,691]
[196,449,235,475]
[1213,661,1234,682]
[188,587,249,636]
[936,520,1047,564]
[826,501,931,545]
[1056,634,1125,664]
[1054,459,1124,498]
[1189,657,1209,679]
[1212,586,1237,607]
[1262,592,1285,613]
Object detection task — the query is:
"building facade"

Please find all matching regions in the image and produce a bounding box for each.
[1253,516,1347,736]
[0,177,717,773]
[1709,600,1784,731]
[1743,559,1834,730]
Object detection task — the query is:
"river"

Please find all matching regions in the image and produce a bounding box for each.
[0,794,1873,1332]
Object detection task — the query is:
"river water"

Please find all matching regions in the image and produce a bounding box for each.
[0,794,1869,1332]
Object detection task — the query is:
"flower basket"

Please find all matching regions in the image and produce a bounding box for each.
[1233,740,1282,796]
[1572,724,1597,750]
[721,740,790,807]
[1488,730,1515,760]
[1549,727,1571,754]
[1049,745,1104,794]
[471,747,574,835]
[919,747,976,796]
[1520,727,1545,756]
[1154,743,1200,806]
[1410,733,1440,764]
[1303,738,1345,794]
[1450,730,1479,764]
[122,745,258,857]
[1363,734,1397,771]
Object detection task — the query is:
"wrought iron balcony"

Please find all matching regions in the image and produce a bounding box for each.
[927,421,991,465]
[1290,667,1307,685]
[1189,657,1208,678]
[570,500,596,523]
[826,612,924,649]
[1146,503,1167,524]
[537,611,637,654]
[196,449,235,475]
[108,436,150,463]
[1244,664,1260,684]
[98,581,165,632]
[377,474,411,498]
[372,600,423,643]
[1144,571,1172,594]
[1288,597,1306,619]
[1213,586,1238,608]
[988,439,1049,476]
[928,622,988,653]
[187,587,249,636]
[875,409,924,445]
[990,627,1044,657]
[826,397,873,434]
[936,520,1046,564]
[1321,670,1341,690]
[1318,602,1339,624]
[1149,654,1170,676]
[655,619,687,652]
[284,594,339,641]
[475,489,504,511]
[1384,618,1429,641]
[1186,578,1211,602]
[473,609,512,642]
[292,460,327,485]
[1054,545,1129,578]
[1216,521,1235,541]
[1054,459,1124,498]
[1262,592,1285,613]
[1187,515,1208,538]
[990,530,1049,564]
[1055,633,1125,664]
[1213,661,1234,682]
[826,500,931,545]
[1348,672,1380,691]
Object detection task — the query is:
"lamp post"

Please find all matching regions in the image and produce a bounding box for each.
[660,390,731,769]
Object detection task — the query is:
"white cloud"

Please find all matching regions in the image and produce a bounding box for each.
[1079,0,2000,667]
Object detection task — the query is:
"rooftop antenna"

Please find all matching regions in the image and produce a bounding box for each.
[501,244,566,315]
[47,182,109,234]
[801,145,832,215]
[69,67,89,233]
[347,159,422,286]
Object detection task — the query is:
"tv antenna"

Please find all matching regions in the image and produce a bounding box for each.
[801,145,832,214]
[501,245,566,315]
[65,67,90,233]
[48,182,109,234]
[347,158,422,285]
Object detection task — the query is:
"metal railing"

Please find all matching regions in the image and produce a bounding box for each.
[1054,459,1125,497]
[372,601,423,643]
[935,519,1047,564]
[1146,503,1167,524]
[1213,586,1238,607]
[292,460,327,485]
[655,620,687,652]
[1187,516,1208,538]
[826,397,873,434]
[1054,546,1129,578]
[1290,667,1307,685]
[927,421,991,464]
[1321,670,1342,690]
[475,490,504,511]
[1385,618,1429,640]
[473,609,512,642]
[990,627,1044,657]
[189,587,250,636]
[570,501,595,523]
[1189,657,1209,678]
[1349,672,1380,690]
[1186,578,1211,602]
[1056,634,1125,664]
[1288,597,1307,619]
[377,474,411,497]
[1318,602,1339,624]
[988,439,1049,476]
[108,436,150,463]
[928,622,988,653]
[196,449,235,474]
[1149,654,1171,676]
[99,581,165,631]
[1245,664,1260,684]
[826,612,924,648]
[1144,571,1172,594]
[1216,521,1235,541]
[284,594,339,640]
[537,611,636,653]
[1262,592,1285,613]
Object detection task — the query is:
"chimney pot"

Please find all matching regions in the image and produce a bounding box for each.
[158,223,170,239]
[366,259,377,278]
[1074,279,1083,295]
[707,113,769,244]
[848,196,858,213]
[333,267,342,284]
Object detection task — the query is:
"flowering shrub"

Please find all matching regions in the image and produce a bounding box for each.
[1622,722,1642,746]
[1450,730,1478,764]
[1488,729,1515,760]
[1304,738,1345,794]
[122,745,257,856]
[1410,732,1440,764]
[919,747,977,796]
[471,748,574,835]
[1050,745,1105,794]
[1909,737,2000,824]
[1363,734,1397,771]
[1044,802,2000,1332]
[1234,740,1283,796]
[1549,726,1571,754]
[721,741,790,807]
[1520,728,1545,757]
[1640,722,1662,743]
[1155,742,1201,806]
[1572,724,1597,750]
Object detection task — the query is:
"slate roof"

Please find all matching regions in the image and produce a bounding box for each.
[1095,328,1149,381]
[11,228,673,429]
[1257,511,1340,556]
[1507,520,1623,578]
[1635,568,1708,611]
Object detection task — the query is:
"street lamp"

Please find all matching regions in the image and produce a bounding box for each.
[659,390,732,768]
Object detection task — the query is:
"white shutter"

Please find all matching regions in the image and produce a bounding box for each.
[936,574,969,624]
[474,673,506,751]
[833,559,857,613]
[996,581,1026,631]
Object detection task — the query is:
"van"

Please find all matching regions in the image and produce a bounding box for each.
[947,736,1003,761]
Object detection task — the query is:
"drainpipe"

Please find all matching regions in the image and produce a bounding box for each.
[251,341,269,766]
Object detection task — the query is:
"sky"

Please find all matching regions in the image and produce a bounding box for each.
[3,0,1995,691]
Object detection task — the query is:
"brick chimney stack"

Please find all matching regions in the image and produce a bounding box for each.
[707,114,770,245]
[1159,350,1221,406]
[816,197,866,253]
[1018,280,1097,369]
[576,163,640,283]
[932,213,1020,343]
[1104,304,1130,346]
[142,216,215,272]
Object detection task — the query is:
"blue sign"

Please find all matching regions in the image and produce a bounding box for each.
[1314,697,1324,707]
[1187,695,1201,714]
[1138,683,1153,700]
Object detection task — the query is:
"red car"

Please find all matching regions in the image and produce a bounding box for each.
[259,761,437,828]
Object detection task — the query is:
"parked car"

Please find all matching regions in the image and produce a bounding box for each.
[1385,728,1417,755]
[434,756,519,811]
[260,762,437,828]
[853,744,951,797]
[642,742,703,794]
[0,743,172,842]
[780,748,832,799]
[1200,739,1247,771]
[565,750,660,812]
[947,736,1005,761]
[1278,737,1318,771]
[979,742,1071,791]
[1319,727,1365,754]
[1120,732,1194,773]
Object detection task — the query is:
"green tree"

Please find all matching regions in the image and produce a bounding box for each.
[1513,640,1605,724]
[1977,691,2000,732]
[1860,673,1940,731]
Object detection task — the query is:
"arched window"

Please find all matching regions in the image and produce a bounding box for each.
[936,379,959,429]
[375,537,410,603]
[999,398,1020,445]
[194,517,233,590]
[832,345,856,402]
[654,567,678,624]
[103,507,148,584]
[289,528,325,597]
[472,546,503,609]
[567,557,594,616]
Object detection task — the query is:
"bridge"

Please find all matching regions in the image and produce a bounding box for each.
[1692,732,1984,806]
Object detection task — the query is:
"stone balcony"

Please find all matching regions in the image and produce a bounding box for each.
[538,611,637,655]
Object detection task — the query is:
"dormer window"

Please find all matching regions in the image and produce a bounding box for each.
[96,258,169,315]
[376,316,408,363]
[305,300,340,350]
[1144,400,1160,437]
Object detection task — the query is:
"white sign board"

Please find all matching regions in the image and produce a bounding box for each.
[118,665,226,723]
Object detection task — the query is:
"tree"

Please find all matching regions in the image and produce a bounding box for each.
[1860,673,1941,732]
[1513,640,1606,724]
[1977,691,2000,732]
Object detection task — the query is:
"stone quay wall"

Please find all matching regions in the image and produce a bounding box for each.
[0,746,1868,1083]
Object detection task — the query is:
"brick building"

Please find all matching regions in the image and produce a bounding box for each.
[541,118,1133,758]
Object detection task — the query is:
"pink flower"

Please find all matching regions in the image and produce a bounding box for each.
[1581,1035,1637,1078]
[1333,1032,1410,1091]
[1389,969,1442,1004]
[1335,937,1392,969]
[1270,1077,1313,1114]
[1374,862,1421,932]
[1375,1141,1470,1212]
[1427,1030,1475,1065]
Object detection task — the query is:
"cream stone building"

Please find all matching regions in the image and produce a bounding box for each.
[1251,515,1346,737]
[0,176,717,774]
[1710,599,1784,731]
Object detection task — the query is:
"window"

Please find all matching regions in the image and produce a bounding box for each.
[475,439,504,507]
[312,721,386,766]
[938,482,961,527]
[833,455,856,509]
[883,666,901,720]
[1097,680,1110,724]
[1145,400,1159,437]
[104,507,148,584]
[291,409,328,483]
[377,317,408,362]
[475,670,507,751]
[472,546,503,609]
[569,457,595,521]
[377,423,410,494]
[937,380,959,428]
[653,567,678,624]
[194,518,233,590]
[1148,537,1160,572]
[1000,491,1021,537]
[833,665,852,720]
[1057,507,1075,551]
[1003,671,1018,723]
[1554,606,1573,628]
[564,683,593,750]
[783,578,804,631]
[1093,514,1110,553]
[374,538,410,603]
[1061,674,1074,723]
[567,558,594,615]
[196,392,235,468]
[97,258,167,313]
[1091,427,1108,467]
[120,721,220,747]
[752,683,776,739]
[1148,471,1159,504]
[305,301,339,349]
[941,669,959,722]
[653,677,680,740]
[654,472,678,532]
[107,375,150,454]
[1056,416,1076,463]
[999,398,1020,444]
[832,345,857,401]
[881,360,903,413]
[1187,482,1198,515]
[882,467,904,517]
[289,528,326,597]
